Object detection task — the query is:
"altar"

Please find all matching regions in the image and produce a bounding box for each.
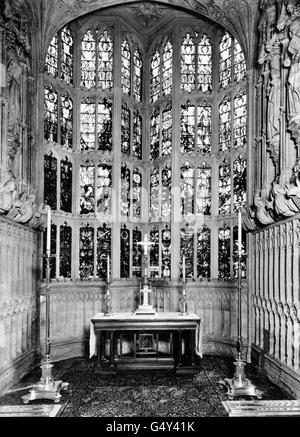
[90,312,202,374]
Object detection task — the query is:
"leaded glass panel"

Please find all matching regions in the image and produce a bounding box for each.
[60,223,72,278]
[133,111,142,160]
[150,167,159,218]
[79,225,94,279]
[150,227,159,278]
[133,169,142,218]
[197,163,211,215]
[233,225,247,279]
[80,99,95,151]
[121,104,130,156]
[45,34,58,77]
[60,157,72,213]
[44,153,57,210]
[181,161,194,216]
[97,224,111,279]
[133,48,143,102]
[44,86,58,143]
[120,225,130,278]
[197,104,211,154]
[218,224,231,279]
[80,161,94,214]
[162,41,173,96]
[150,50,160,103]
[96,162,112,216]
[97,99,112,152]
[61,26,73,84]
[162,104,172,157]
[234,39,246,83]
[81,30,96,89]
[61,93,73,148]
[233,155,247,211]
[220,32,232,89]
[161,165,171,217]
[197,226,210,278]
[121,38,131,95]
[162,225,171,278]
[97,30,113,91]
[197,34,212,92]
[132,228,142,277]
[150,109,160,160]
[181,102,195,154]
[180,227,194,279]
[181,33,196,93]
[233,90,247,148]
[219,160,231,215]
[219,98,232,152]
[121,163,130,217]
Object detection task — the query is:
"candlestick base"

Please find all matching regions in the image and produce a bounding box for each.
[218,358,263,400]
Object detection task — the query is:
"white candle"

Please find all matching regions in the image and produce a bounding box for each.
[46,206,51,255]
[107,254,110,282]
[182,255,186,281]
[238,208,242,255]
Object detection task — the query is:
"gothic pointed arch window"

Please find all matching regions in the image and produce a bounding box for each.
[97,29,113,91]
[150,49,161,103]
[133,47,143,102]
[121,38,131,95]
[162,40,173,96]
[81,29,96,89]
[181,33,196,93]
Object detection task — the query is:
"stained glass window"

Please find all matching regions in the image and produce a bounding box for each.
[181,33,196,93]
[162,104,172,157]
[218,224,231,279]
[233,155,247,211]
[121,163,130,217]
[80,98,95,151]
[133,168,142,218]
[121,104,131,156]
[150,109,160,160]
[45,34,58,77]
[133,111,142,160]
[234,39,246,82]
[97,99,112,152]
[233,90,247,148]
[44,153,57,210]
[197,226,210,278]
[61,26,73,84]
[150,227,160,278]
[220,32,232,89]
[44,86,58,143]
[96,162,112,216]
[198,34,212,92]
[150,166,159,218]
[50,224,57,278]
[219,160,231,215]
[150,50,160,103]
[197,103,211,154]
[97,224,111,279]
[60,223,72,278]
[219,98,232,152]
[197,162,211,215]
[132,228,142,277]
[161,165,172,217]
[60,157,72,213]
[121,38,131,95]
[181,161,194,216]
[80,161,94,214]
[79,225,94,279]
[61,93,73,148]
[120,225,130,278]
[180,227,194,279]
[81,30,96,89]
[233,225,247,279]
[181,102,195,154]
[133,48,143,102]
[162,225,171,278]
[97,30,113,91]
[162,41,173,96]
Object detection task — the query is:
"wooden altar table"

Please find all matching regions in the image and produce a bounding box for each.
[90,312,202,374]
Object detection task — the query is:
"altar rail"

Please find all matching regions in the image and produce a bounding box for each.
[0,217,38,394]
[251,215,300,398]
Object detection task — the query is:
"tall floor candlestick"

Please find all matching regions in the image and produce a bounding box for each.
[218,207,262,399]
[182,255,186,282]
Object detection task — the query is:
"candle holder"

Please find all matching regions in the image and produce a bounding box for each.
[103,281,112,316]
[22,252,69,404]
[218,251,263,399]
[180,279,188,315]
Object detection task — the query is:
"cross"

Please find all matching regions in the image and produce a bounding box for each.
[137,233,155,255]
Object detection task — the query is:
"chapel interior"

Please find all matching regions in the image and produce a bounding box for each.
[0,0,300,416]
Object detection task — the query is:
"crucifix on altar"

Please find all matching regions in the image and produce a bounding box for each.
[135,233,156,315]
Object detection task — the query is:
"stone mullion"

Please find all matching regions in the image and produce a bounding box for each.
[259,232,264,348]
[0,25,7,171]
[112,20,121,280]
[170,27,181,281]
[246,69,255,206]
[255,77,262,191]
[56,223,60,279]
[261,70,268,193]
[293,219,300,302]
[279,224,286,303]
[274,226,279,301]
[286,222,293,303]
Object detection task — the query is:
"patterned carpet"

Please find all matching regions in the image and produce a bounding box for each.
[1,356,288,417]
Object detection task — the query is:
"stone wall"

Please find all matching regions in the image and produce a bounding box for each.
[0,217,38,393]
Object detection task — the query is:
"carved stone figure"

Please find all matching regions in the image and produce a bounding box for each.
[286,18,300,131]
[241,206,258,231]
[267,48,281,149]
[0,175,17,214]
[286,176,300,210]
[13,193,35,224]
[28,202,48,230]
[7,59,22,138]
[254,193,274,225]
[270,181,298,217]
